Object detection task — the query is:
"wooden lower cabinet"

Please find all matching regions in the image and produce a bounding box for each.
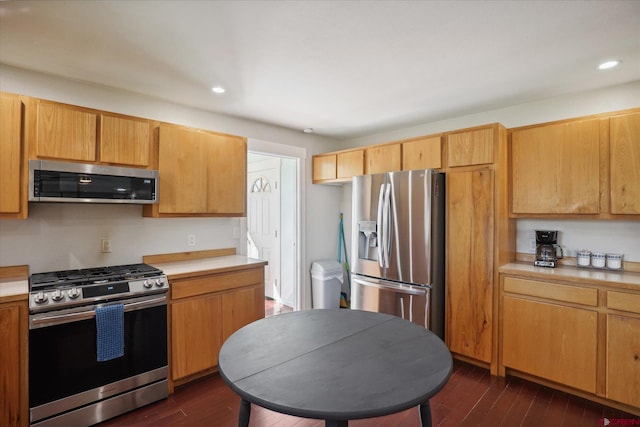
[502,295,597,393]
[0,299,28,427]
[222,286,264,342]
[500,273,640,414]
[606,289,640,409]
[169,266,265,388]
[607,315,640,408]
[171,294,223,381]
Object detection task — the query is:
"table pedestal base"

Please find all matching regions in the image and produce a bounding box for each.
[237,400,433,427]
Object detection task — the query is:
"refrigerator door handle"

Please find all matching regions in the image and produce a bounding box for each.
[352,276,427,296]
[376,184,386,268]
[381,183,391,268]
[424,290,430,330]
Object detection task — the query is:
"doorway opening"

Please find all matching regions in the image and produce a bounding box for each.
[246,151,300,315]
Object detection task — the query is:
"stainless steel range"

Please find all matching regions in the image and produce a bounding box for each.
[28,263,169,427]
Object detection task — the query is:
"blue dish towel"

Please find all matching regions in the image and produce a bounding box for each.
[95,304,124,362]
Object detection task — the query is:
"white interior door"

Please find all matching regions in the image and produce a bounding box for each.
[248,157,281,301]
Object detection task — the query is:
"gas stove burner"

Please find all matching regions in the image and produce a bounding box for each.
[30,269,87,287]
[29,263,168,313]
[109,263,161,278]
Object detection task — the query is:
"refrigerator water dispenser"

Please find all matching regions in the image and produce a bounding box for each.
[357,220,378,261]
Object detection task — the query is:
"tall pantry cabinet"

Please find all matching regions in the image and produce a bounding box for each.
[444,124,513,373]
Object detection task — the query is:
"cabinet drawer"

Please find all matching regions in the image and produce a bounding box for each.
[503,277,598,306]
[607,291,640,314]
[171,268,264,300]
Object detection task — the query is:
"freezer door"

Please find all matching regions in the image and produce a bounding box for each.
[351,275,431,330]
[385,170,433,285]
[351,173,387,279]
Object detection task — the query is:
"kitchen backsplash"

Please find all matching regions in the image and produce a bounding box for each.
[0,203,243,273]
[516,219,640,262]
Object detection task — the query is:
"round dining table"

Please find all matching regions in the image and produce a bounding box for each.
[218,309,452,427]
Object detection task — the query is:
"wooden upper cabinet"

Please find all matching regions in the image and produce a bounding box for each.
[511,119,601,214]
[154,125,246,216]
[337,149,364,179]
[99,114,150,166]
[157,125,207,214]
[206,131,247,215]
[312,149,364,183]
[312,154,336,182]
[447,128,493,167]
[609,112,640,214]
[35,101,97,162]
[402,136,441,170]
[0,93,24,217]
[365,143,401,174]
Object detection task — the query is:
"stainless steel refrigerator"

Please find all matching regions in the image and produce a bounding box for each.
[351,169,445,339]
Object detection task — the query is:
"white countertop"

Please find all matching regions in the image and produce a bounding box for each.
[150,255,268,279]
[0,278,29,299]
[500,262,640,290]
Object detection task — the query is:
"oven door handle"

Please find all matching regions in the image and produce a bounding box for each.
[30,295,167,329]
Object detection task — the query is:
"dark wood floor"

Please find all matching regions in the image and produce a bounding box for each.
[99,360,636,427]
[265,298,294,317]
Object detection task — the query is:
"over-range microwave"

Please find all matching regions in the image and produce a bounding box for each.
[28,160,159,204]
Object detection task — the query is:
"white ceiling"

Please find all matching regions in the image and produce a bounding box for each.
[1,1,638,139]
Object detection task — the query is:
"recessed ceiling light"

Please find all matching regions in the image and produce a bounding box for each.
[211,86,226,94]
[303,128,313,134]
[598,60,620,70]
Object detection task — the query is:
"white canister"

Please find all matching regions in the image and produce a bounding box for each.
[591,252,606,268]
[606,254,623,270]
[576,250,591,267]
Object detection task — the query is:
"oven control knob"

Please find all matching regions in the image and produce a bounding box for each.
[51,289,64,301]
[68,287,80,299]
[143,280,153,289]
[155,279,164,287]
[34,292,48,304]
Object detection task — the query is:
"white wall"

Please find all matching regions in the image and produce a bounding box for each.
[344,81,640,146]
[0,204,240,272]
[340,82,640,263]
[0,65,344,304]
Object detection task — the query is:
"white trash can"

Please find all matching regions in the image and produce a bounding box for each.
[310,260,343,309]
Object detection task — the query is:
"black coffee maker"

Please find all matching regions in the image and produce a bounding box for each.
[534,230,564,268]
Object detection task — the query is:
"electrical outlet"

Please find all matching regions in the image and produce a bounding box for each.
[101,239,112,253]
[232,227,240,239]
[187,234,196,247]
[528,239,536,252]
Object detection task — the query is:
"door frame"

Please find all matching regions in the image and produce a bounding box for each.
[246,138,306,311]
